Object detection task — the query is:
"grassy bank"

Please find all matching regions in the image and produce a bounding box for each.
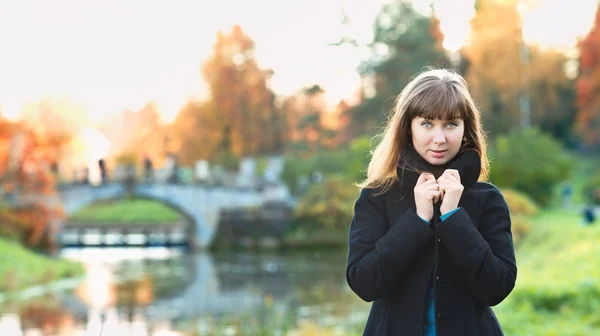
[70,198,182,224]
[0,238,83,293]
[495,209,600,334]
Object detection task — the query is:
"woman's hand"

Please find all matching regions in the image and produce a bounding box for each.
[414,172,440,222]
[437,169,464,215]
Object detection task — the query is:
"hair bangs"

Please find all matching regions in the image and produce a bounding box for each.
[407,82,470,121]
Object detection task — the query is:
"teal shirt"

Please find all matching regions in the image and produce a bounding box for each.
[420,207,460,336]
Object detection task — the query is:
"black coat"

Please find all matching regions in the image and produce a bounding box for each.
[346,148,517,335]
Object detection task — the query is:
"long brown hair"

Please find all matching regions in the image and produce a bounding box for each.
[358,68,489,193]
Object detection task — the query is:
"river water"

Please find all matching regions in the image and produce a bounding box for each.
[0,247,370,336]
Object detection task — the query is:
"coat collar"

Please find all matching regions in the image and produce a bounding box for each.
[396,145,481,191]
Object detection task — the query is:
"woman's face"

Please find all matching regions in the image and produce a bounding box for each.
[410,117,465,166]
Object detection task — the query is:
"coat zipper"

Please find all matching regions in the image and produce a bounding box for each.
[432,202,441,336]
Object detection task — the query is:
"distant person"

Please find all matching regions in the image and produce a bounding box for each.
[562,183,573,208]
[144,155,154,182]
[167,154,180,184]
[50,162,58,175]
[346,68,516,335]
[98,159,107,184]
[82,167,90,185]
[583,203,596,225]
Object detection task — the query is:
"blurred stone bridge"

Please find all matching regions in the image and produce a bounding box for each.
[56,183,292,249]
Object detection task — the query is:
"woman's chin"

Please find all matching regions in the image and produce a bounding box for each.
[426,156,448,166]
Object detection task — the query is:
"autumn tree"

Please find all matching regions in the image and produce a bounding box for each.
[170,100,222,165]
[577,5,600,149]
[527,47,577,147]
[349,1,451,136]
[20,98,86,176]
[464,0,524,135]
[0,117,68,251]
[324,99,353,148]
[201,25,282,158]
[430,8,445,51]
[293,85,327,154]
[274,84,357,157]
[278,95,301,147]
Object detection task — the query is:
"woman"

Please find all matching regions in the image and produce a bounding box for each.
[346,68,516,335]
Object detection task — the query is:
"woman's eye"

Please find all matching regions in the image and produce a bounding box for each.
[421,122,432,127]
[446,122,458,128]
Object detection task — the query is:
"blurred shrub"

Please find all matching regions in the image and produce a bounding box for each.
[213,150,240,172]
[500,188,539,244]
[0,207,26,242]
[501,188,539,217]
[583,170,600,205]
[489,128,572,206]
[292,176,359,233]
[509,215,531,245]
[344,136,375,183]
[282,136,373,195]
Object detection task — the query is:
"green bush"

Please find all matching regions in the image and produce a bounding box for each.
[213,150,240,172]
[583,170,600,205]
[292,176,359,234]
[282,136,374,196]
[501,188,540,217]
[500,189,539,244]
[344,136,375,183]
[509,215,531,245]
[489,128,572,206]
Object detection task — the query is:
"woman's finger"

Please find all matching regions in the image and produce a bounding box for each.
[444,169,461,183]
[416,173,428,185]
[428,190,441,199]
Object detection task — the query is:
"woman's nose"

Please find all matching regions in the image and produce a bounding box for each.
[433,129,446,143]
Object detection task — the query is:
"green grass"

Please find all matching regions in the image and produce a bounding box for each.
[70,198,182,224]
[495,209,600,335]
[0,237,83,293]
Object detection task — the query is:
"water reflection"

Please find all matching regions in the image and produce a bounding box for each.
[0,310,183,335]
[1,247,369,335]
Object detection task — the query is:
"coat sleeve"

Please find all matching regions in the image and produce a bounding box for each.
[346,188,435,302]
[435,186,517,306]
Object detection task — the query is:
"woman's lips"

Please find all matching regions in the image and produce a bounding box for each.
[431,150,447,158]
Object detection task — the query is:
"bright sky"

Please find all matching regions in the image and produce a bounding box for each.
[0,0,597,124]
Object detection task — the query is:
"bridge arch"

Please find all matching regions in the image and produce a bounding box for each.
[57,184,265,248]
[64,193,197,247]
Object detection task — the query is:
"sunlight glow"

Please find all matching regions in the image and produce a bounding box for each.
[78,128,111,162]
[76,263,114,310]
[0,0,596,124]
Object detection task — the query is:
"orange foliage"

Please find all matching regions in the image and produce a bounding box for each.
[0,117,67,250]
[577,5,600,147]
[200,25,281,157]
[526,47,574,124]
[430,14,445,51]
[20,299,76,335]
[464,0,523,131]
